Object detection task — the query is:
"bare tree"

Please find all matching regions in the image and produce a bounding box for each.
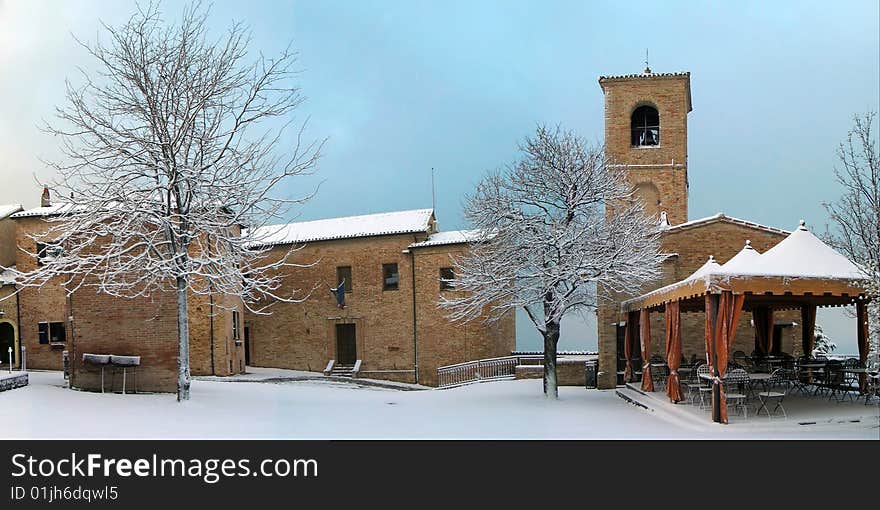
[440,126,665,398]
[3,2,322,401]
[823,111,880,357]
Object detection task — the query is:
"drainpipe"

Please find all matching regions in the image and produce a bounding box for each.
[406,241,419,384]
[209,285,215,375]
[15,289,21,368]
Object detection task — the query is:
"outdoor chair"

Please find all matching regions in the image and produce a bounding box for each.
[842,358,863,401]
[825,361,858,402]
[733,350,747,366]
[695,364,713,409]
[723,368,750,419]
[756,368,788,419]
[652,363,668,390]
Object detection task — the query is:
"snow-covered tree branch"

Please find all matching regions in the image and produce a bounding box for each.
[823,111,880,359]
[440,125,665,398]
[2,1,323,401]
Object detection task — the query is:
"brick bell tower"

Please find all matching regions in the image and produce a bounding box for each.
[598,67,692,225]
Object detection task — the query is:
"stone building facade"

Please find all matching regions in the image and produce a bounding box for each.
[596,69,801,389]
[4,196,245,392]
[244,210,516,386]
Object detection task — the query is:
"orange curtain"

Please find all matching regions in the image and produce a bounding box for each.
[857,301,869,393]
[623,311,638,383]
[709,291,745,424]
[665,300,684,403]
[801,304,817,358]
[640,308,654,392]
[753,307,774,355]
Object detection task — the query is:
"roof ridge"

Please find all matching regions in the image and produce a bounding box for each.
[663,213,789,236]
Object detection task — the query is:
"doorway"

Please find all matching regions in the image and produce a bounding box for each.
[243,326,251,366]
[0,322,16,367]
[335,323,357,365]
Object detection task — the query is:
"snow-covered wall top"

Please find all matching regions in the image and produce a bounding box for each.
[245,208,434,248]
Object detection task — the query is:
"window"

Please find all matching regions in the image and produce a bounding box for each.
[36,242,63,266]
[38,322,66,344]
[440,267,455,290]
[382,263,399,291]
[631,105,660,147]
[232,311,241,340]
[336,266,352,293]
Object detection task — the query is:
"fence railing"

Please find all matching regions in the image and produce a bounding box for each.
[437,355,544,388]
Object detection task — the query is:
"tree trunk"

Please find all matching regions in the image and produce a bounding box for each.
[176,275,191,402]
[543,319,560,399]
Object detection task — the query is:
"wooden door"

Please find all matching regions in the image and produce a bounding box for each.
[335,324,357,365]
[0,323,14,366]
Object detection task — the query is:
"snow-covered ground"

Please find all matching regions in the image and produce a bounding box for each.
[0,371,876,439]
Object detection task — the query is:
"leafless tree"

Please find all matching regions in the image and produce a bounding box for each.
[440,126,665,398]
[824,111,880,358]
[3,2,323,401]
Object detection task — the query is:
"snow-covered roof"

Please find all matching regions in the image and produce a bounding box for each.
[0,204,23,220]
[246,209,435,248]
[728,221,864,279]
[662,213,789,237]
[621,221,868,313]
[717,240,761,274]
[686,256,722,280]
[10,203,75,218]
[409,229,484,248]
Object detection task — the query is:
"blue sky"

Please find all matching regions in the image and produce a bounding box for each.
[1,0,878,352]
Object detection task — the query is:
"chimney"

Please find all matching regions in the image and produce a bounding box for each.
[41,186,51,207]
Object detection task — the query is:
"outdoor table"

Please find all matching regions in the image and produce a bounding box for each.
[747,372,771,396]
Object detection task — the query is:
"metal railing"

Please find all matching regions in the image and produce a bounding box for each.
[437,355,544,388]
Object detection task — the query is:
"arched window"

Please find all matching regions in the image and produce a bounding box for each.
[631,105,659,146]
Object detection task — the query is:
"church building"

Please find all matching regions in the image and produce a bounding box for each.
[595,68,803,389]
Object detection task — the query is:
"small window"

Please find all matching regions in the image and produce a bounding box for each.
[631,105,660,147]
[382,263,399,291]
[232,311,241,340]
[440,267,455,290]
[336,266,352,293]
[38,322,66,344]
[36,242,63,266]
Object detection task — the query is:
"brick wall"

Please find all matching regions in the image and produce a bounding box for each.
[244,235,516,386]
[412,243,516,386]
[70,287,179,393]
[14,216,70,370]
[245,234,425,379]
[14,215,245,391]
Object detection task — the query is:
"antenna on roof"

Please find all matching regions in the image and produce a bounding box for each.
[643,48,651,74]
[431,167,436,212]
